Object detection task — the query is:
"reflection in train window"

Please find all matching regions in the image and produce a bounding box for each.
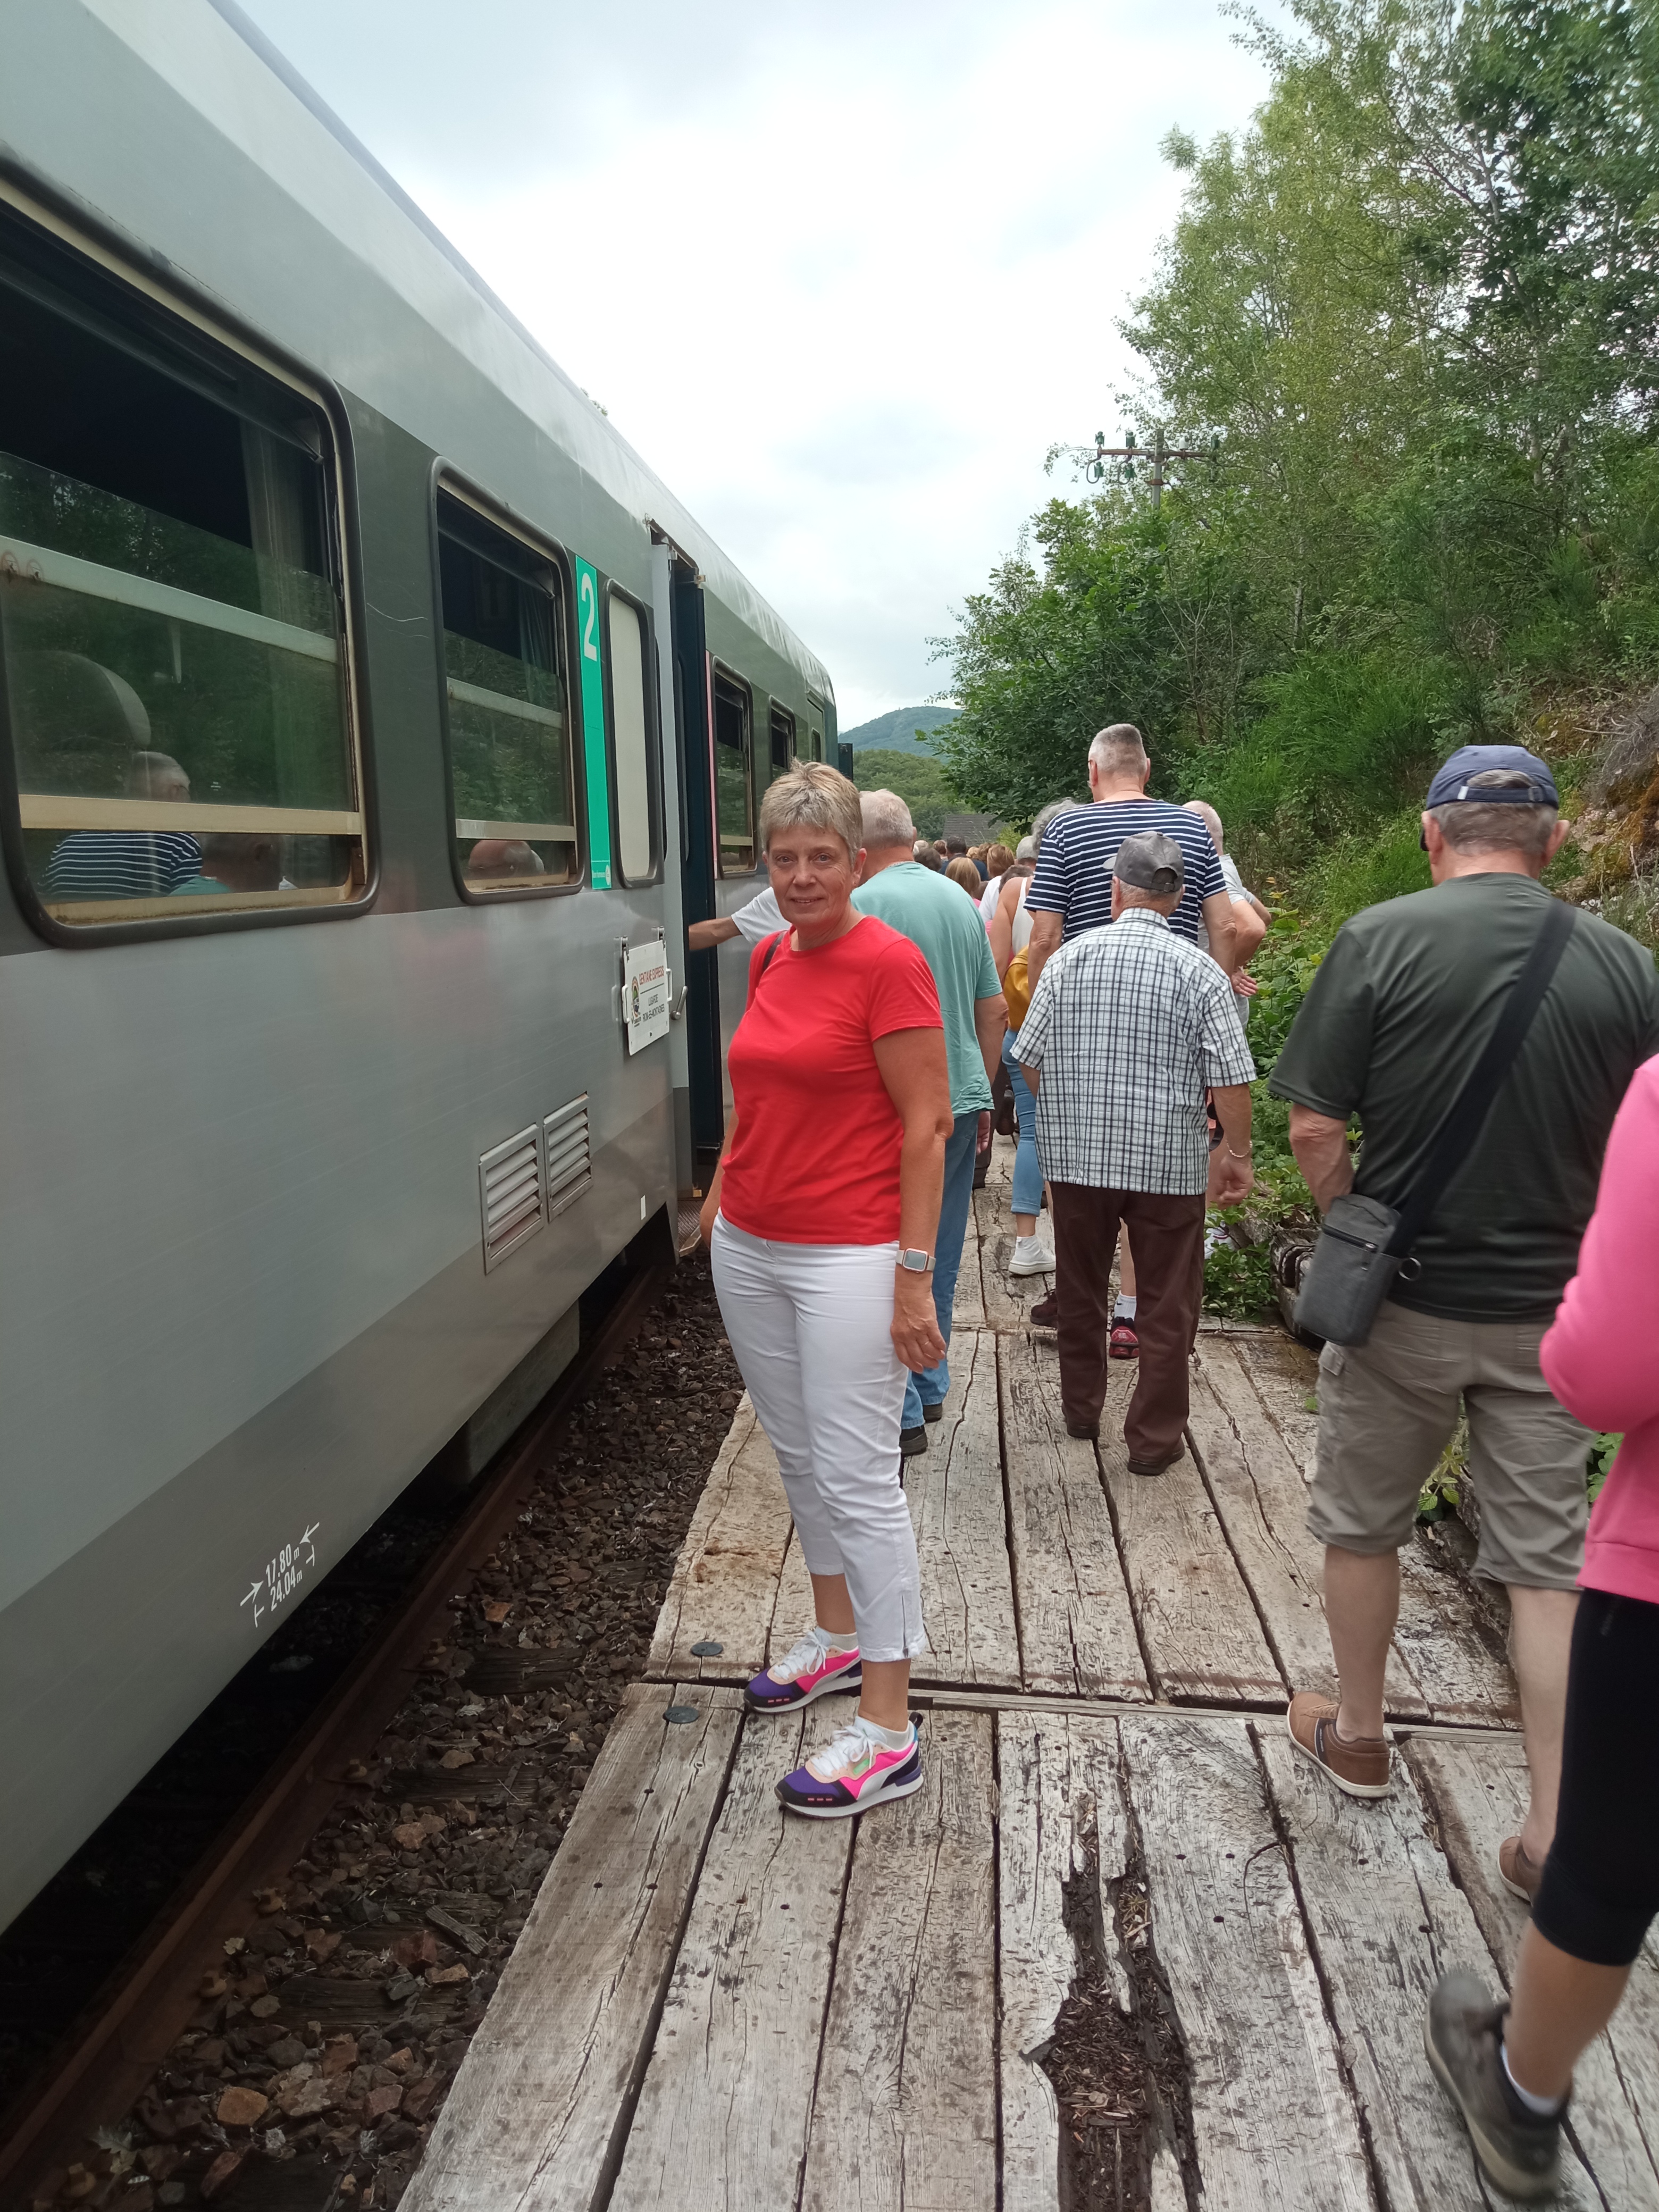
[713,668,753,872]
[436,491,576,895]
[608,592,656,885]
[0,220,363,927]
[768,703,794,785]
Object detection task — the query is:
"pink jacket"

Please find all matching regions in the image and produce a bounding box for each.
[1540,1054,1659,1605]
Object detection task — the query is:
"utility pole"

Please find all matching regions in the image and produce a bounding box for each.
[1069,425,1220,508]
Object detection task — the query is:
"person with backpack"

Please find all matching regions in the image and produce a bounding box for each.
[1271,747,1659,1892]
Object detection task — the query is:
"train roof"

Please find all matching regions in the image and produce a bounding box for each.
[6,0,833,703]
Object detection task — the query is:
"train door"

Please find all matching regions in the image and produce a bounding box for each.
[669,562,725,1184]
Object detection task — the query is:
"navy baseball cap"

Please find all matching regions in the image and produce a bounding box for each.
[1425,744,1559,808]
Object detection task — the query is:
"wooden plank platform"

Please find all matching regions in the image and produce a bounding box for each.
[401,1684,742,2212]
[1406,1735,1659,2207]
[1000,1332,1150,1702]
[407,1704,1651,2211]
[903,1330,1020,1688]
[408,1138,1619,2208]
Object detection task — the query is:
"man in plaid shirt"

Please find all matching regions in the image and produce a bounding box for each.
[1011,832,1256,1471]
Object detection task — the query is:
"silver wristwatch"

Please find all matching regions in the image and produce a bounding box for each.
[897,1249,936,1273]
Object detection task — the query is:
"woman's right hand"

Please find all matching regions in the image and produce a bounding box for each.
[892,1270,946,1372]
[699,1187,719,1252]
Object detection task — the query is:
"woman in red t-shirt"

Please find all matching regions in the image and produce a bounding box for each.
[698,763,951,1820]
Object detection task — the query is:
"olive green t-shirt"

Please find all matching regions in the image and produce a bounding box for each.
[1269,874,1659,1320]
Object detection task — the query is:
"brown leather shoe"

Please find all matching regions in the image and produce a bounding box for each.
[1126,1445,1185,1477]
[1287,1690,1392,1799]
[1029,1292,1059,1329]
[1498,1836,1543,1904]
[1064,1416,1100,1441]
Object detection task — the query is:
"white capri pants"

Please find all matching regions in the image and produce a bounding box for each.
[710,1215,926,1663]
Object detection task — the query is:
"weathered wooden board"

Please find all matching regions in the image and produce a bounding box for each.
[400,1686,742,2212]
[609,1713,853,2212]
[1226,1329,1323,1480]
[1188,1343,1429,1720]
[647,1399,788,1683]
[902,1329,1020,1687]
[1256,1727,1598,2208]
[976,1185,1048,1333]
[999,1333,1150,1703]
[998,1712,1129,2212]
[1096,1364,1282,1705]
[1117,1715,1372,2212]
[1392,1537,1520,1726]
[802,1710,999,2212]
[1406,1734,1659,2207]
[951,1189,988,1331]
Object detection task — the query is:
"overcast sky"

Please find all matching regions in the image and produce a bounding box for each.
[237,0,1269,727]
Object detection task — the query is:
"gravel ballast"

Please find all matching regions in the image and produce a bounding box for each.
[26,1253,741,2212]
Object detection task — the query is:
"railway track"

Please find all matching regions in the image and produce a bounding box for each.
[0,1219,728,2212]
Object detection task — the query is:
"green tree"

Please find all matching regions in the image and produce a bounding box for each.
[936,0,1659,888]
[848,747,953,840]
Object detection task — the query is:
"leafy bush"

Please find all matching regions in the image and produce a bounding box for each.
[1202,1234,1274,1318]
[1587,1432,1622,1505]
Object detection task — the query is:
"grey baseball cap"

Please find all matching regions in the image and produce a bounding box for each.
[1110,830,1185,896]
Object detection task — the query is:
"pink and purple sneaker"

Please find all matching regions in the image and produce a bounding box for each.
[776,1715,923,1820]
[744,1630,862,1715]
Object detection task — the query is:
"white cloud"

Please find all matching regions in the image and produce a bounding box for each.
[238,0,1269,726]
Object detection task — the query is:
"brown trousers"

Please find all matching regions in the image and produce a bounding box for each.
[1049,1184,1206,1460]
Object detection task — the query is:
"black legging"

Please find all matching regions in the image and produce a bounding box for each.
[1533,1588,1659,1968]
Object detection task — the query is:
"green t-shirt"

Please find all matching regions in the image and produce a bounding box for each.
[853,862,1002,1117]
[1270,873,1659,1320]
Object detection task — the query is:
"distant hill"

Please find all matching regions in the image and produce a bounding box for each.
[842,704,959,759]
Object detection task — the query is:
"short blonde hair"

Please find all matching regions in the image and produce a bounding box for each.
[946,857,982,894]
[759,760,865,861]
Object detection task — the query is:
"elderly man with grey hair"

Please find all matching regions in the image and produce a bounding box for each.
[854,787,1007,1454]
[1012,830,1255,1470]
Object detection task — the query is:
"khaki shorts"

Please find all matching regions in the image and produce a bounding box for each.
[1310,1298,1590,1589]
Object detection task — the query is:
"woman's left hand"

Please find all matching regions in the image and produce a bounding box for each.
[892,1271,947,1373]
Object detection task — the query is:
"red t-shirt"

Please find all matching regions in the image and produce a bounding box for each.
[719,915,943,1245]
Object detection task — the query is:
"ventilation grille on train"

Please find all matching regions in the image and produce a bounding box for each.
[543,1093,592,1218]
[479,1126,544,1273]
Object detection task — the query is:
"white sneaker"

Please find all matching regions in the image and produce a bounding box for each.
[1009,1235,1054,1277]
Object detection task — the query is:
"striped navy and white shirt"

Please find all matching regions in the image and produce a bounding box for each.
[40,831,202,900]
[1027,799,1225,944]
[1010,909,1256,1193]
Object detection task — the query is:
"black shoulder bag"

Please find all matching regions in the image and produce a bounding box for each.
[1294,899,1575,1347]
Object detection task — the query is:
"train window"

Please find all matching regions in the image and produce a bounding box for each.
[808,727,824,763]
[0,220,363,931]
[607,592,657,885]
[435,491,576,894]
[713,668,754,872]
[768,704,794,784]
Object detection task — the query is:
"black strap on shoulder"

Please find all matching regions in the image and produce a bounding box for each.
[1389,899,1576,1256]
[748,929,785,1007]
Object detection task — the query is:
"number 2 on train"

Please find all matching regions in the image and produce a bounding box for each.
[580,567,599,661]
